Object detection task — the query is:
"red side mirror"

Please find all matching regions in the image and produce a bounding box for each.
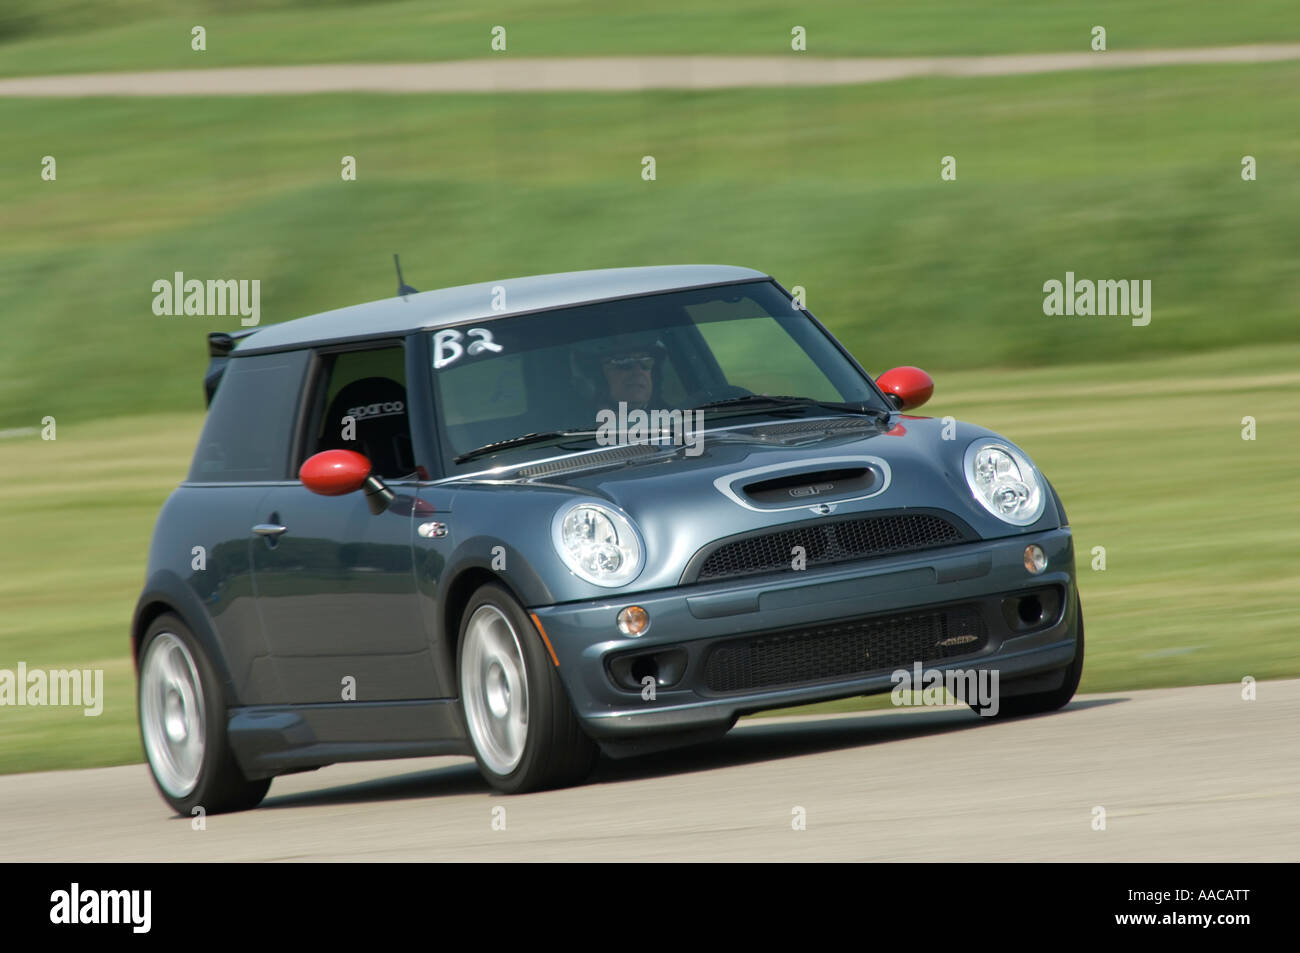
[876,366,934,412]
[300,449,372,496]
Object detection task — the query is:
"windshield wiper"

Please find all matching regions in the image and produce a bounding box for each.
[454,429,600,465]
[809,400,892,422]
[689,395,817,413]
[689,395,890,421]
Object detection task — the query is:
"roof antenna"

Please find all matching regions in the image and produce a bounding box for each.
[394,253,419,298]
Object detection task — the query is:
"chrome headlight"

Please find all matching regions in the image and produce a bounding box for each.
[963,439,1046,526]
[551,503,644,587]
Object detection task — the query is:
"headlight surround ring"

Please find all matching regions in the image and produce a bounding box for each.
[963,439,1046,526]
[551,501,645,587]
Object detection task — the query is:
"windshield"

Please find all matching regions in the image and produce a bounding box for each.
[430,280,885,470]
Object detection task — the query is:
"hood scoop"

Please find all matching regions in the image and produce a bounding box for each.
[714,455,892,512]
[743,466,876,505]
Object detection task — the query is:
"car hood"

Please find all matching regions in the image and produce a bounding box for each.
[443,414,1064,598]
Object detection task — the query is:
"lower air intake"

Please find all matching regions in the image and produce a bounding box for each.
[703,604,988,693]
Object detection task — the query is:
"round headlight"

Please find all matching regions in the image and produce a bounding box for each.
[552,503,644,587]
[963,440,1046,526]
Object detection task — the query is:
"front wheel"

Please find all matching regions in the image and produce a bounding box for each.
[458,583,597,793]
[138,614,270,814]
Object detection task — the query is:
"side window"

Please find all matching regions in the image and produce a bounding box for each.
[189,351,309,482]
[301,344,416,480]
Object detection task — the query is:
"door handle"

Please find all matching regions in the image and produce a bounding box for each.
[252,523,287,537]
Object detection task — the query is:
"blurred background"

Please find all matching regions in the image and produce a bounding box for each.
[1,1,1297,774]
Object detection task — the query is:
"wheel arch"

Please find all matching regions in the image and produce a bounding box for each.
[439,566,538,678]
[132,570,239,703]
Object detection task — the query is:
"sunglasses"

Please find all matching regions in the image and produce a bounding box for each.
[603,356,654,371]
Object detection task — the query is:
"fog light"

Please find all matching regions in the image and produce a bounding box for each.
[617,605,650,637]
[1024,544,1047,574]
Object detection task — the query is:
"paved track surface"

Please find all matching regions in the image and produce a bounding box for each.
[1,680,1295,862]
[3,45,1300,96]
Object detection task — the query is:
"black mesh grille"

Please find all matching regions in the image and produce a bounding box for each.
[704,604,988,693]
[694,513,968,582]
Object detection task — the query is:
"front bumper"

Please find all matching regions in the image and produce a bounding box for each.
[532,528,1079,749]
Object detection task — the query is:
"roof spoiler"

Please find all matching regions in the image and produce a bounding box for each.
[204,328,260,405]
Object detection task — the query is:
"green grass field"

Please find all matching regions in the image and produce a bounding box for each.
[3,62,1300,431]
[3,0,1300,76]
[2,343,1297,772]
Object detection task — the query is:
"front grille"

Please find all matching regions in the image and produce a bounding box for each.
[703,604,988,693]
[692,512,969,582]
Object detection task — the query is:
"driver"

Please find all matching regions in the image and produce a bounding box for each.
[579,335,706,455]
[600,348,656,411]
[574,333,671,415]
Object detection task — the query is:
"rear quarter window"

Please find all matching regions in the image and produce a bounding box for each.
[188,351,309,482]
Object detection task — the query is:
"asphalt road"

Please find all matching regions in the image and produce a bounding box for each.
[0,679,1295,862]
[3,45,1300,96]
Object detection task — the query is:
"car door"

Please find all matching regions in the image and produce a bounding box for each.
[182,348,314,706]
[250,342,438,704]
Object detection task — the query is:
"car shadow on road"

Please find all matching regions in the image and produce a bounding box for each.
[260,761,486,809]
[593,697,1123,786]
[258,697,1124,809]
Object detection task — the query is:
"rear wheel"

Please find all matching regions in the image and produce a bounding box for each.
[971,600,1085,718]
[138,614,270,814]
[458,583,597,793]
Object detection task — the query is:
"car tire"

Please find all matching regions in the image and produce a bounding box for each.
[138,614,271,815]
[970,598,1085,719]
[458,583,597,793]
